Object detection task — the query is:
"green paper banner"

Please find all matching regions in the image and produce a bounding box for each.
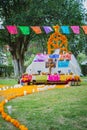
[19,26,30,35]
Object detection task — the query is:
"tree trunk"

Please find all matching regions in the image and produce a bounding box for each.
[12,59,20,77]
[19,57,24,75]
[9,35,30,77]
[12,56,24,77]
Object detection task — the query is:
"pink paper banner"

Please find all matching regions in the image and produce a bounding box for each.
[71,26,80,34]
[6,25,18,34]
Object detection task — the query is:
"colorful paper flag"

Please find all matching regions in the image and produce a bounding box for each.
[43,26,53,34]
[6,25,18,34]
[0,24,4,29]
[71,26,80,34]
[19,26,30,35]
[31,26,42,34]
[61,26,70,34]
[81,26,87,34]
[58,60,69,68]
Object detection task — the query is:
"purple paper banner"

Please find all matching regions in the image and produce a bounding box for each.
[43,26,53,34]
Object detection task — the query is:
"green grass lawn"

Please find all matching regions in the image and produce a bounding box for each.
[0,77,87,130]
[0,78,17,86]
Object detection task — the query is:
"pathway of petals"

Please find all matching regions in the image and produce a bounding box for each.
[0,84,68,130]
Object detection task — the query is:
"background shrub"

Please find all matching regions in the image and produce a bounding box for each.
[81,65,87,76]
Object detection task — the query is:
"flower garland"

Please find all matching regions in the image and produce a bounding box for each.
[0,86,36,130]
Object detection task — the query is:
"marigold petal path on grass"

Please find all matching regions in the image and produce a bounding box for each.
[0,84,67,130]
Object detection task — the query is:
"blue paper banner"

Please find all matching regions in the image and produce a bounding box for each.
[61,26,70,34]
[58,60,69,68]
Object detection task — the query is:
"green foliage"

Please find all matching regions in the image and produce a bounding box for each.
[0,65,14,77]
[25,0,83,25]
[81,65,87,76]
[77,53,87,64]
[5,51,13,65]
[24,54,35,67]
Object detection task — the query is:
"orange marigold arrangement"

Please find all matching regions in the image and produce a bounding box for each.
[66,74,81,82]
[47,25,68,54]
[0,86,34,130]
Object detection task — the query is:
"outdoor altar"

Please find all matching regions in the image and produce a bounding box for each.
[21,26,81,86]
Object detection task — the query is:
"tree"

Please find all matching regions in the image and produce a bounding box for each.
[77,53,87,64]
[0,0,84,77]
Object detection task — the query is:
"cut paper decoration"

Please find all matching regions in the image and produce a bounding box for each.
[6,25,18,34]
[31,26,42,34]
[19,26,30,35]
[58,60,69,68]
[71,26,80,34]
[59,53,71,61]
[61,26,70,34]
[34,54,48,62]
[65,53,71,60]
[81,26,87,34]
[49,54,59,59]
[0,24,4,29]
[43,26,53,34]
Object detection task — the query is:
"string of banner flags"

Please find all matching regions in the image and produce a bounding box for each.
[0,24,87,35]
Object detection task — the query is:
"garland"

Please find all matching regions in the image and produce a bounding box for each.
[0,86,35,130]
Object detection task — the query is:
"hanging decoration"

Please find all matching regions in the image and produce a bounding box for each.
[6,25,18,34]
[81,26,87,34]
[31,26,42,34]
[61,26,70,34]
[1,24,87,35]
[43,26,53,34]
[71,26,80,34]
[18,26,30,35]
[47,25,68,54]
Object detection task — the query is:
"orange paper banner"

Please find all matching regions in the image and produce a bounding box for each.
[31,26,42,34]
[81,26,87,34]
